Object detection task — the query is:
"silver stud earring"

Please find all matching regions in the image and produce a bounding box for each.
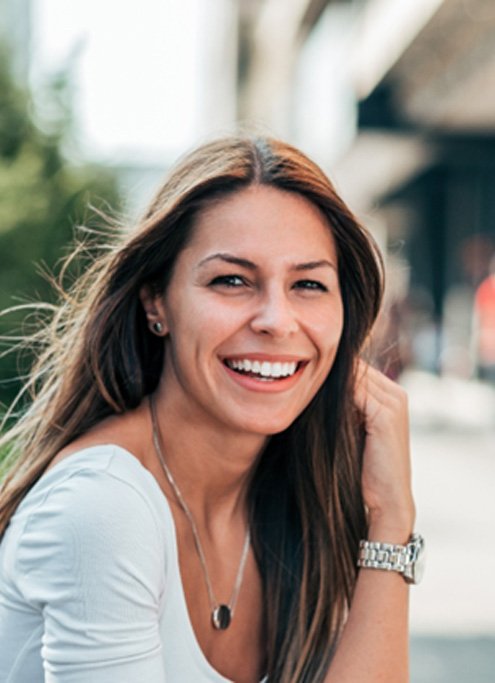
[152,321,163,334]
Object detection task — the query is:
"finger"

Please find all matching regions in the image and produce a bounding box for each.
[354,360,407,405]
[354,364,409,432]
[355,359,402,393]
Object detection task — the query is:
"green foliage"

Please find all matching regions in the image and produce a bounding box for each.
[0,47,121,409]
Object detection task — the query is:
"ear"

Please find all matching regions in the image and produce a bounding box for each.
[139,284,169,336]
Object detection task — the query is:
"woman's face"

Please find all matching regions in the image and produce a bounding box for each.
[153,185,344,437]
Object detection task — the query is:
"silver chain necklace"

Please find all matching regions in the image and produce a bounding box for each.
[150,396,251,630]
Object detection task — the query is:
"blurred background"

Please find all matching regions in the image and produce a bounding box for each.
[0,0,494,680]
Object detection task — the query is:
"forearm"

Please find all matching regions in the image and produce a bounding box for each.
[323,521,412,683]
[328,362,419,681]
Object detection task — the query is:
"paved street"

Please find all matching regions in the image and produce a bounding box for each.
[401,372,495,683]
[410,636,495,683]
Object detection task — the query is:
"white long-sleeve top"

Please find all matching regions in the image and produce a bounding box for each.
[0,445,268,682]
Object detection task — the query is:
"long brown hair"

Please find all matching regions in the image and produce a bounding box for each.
[0,135,383,682]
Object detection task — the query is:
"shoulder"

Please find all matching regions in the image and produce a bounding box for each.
[20,444,167,535]
[11,445,171,602]
[1,446,170,678]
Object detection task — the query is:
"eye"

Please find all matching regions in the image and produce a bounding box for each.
[209,274,247,288]
[293,279,329,292]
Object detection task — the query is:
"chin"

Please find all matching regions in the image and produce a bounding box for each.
[231,412,301,438]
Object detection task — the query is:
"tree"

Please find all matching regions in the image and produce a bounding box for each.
[0,46,121,409]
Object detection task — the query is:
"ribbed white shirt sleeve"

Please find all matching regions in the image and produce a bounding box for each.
[14,465,167,682]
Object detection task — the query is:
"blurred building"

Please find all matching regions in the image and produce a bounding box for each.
[9,0,240,219]
[237,0,495,376]
[116,0,239,218]
[6,0,495,376]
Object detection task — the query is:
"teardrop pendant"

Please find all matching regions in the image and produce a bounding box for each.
[212,604,232,630]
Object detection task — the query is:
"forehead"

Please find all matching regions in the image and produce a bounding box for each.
[186,185,338,260]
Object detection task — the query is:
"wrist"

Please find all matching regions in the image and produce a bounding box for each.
[367,509,416,544]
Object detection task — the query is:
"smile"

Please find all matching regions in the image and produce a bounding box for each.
[223,358,302,381]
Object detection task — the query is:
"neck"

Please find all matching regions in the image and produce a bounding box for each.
[149,389,267,533]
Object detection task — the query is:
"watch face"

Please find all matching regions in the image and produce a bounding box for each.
[410,534,426,585]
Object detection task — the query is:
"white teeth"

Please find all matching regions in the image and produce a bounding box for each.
[225,359,299,378]
[260,361,271,377]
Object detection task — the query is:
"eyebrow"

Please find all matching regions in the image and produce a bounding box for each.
[196,252,337,272]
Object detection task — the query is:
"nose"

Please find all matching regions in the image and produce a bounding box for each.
[249,287,299,338]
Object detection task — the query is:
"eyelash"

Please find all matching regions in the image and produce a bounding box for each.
[209,275,247,287]
[209,275,329,292]
[294,280,329,292]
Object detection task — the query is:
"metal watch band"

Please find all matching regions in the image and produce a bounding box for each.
[357,534,425,584]
[357,534,425,585]
[357,539,408,573]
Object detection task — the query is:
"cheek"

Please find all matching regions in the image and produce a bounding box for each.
[307,307,344,382]
[313,303,344,347]
[164,303,236,367]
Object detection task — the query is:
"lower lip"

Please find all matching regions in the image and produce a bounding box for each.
[222,362,306,393]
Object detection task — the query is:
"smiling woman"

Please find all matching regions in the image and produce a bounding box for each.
[0,136,421,683]
[139,185,344,436]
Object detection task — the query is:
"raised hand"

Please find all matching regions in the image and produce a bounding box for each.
[353,360,415,541]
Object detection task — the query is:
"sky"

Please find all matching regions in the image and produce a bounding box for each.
[32,0,205,164]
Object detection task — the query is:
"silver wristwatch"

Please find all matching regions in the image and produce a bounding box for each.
[357,533,426,585]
